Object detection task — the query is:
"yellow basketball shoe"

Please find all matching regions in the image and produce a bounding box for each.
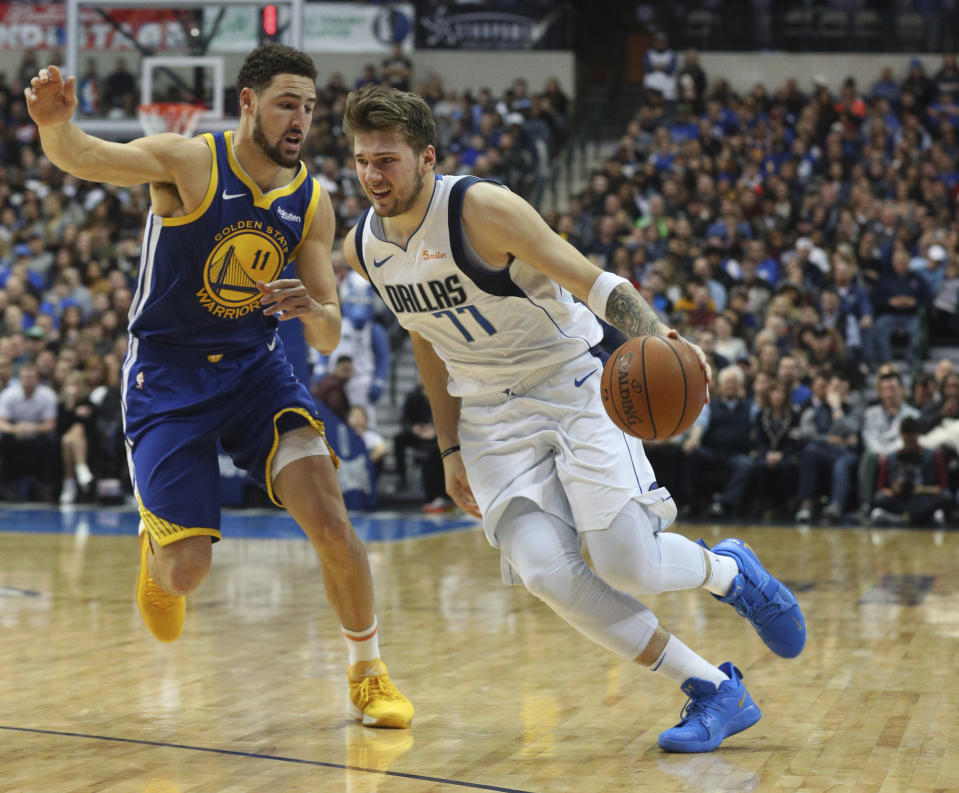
[348,659,414,729]
[136,531,185,643]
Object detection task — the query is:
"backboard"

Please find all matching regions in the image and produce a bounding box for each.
[64,0,304,139]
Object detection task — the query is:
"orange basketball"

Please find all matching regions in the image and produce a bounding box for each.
[600,335,707,441]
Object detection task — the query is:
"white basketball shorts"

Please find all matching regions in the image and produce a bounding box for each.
[457,349,677,550]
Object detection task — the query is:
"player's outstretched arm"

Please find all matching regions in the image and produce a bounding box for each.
[25,64,201,187]
[460,183,665,330]
[460,181,711,385]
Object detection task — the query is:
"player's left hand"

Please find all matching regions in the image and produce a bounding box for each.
[257,279,318,320]
[367,382,383,403]
[660,326,712,402]
[443,452,481,519]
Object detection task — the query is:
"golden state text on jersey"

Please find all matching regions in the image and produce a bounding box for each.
[129,130,322,352]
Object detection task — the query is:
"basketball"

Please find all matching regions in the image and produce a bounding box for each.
[600,335,707,441]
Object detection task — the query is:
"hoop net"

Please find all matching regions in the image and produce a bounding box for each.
[136,102,204,137]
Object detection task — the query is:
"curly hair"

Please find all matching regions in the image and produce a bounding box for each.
[236,43,317,96]
[343,84,436,153]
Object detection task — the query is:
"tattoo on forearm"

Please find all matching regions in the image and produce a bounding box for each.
[606,284,663,337]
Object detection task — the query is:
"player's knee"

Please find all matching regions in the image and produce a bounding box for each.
[163,554,210,595]
[517,555,587,607]
[586,501,671,595]
[520,566,567,605]
[300,513,356,558]
[590,555,650,595]
[165,562,210,595]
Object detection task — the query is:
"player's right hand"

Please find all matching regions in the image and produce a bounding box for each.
[661,326,712,402]
[24,65,78,127]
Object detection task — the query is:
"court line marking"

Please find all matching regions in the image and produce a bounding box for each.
[0,724,539,793]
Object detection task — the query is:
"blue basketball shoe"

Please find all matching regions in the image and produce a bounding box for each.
[658,662,761,753]
[698,537,806,658]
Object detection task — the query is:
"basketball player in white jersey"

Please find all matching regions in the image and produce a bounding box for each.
[341,84,805,752]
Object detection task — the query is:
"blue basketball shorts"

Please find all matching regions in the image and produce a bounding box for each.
[121,335,331,545]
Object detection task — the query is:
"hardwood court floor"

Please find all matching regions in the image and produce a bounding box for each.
[1,506,958,793]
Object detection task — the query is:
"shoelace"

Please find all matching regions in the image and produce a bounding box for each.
[356,675,406,703]
[677,693,724,726]
[731,575,783,628]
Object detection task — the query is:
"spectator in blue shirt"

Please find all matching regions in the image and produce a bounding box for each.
[870,67,901,106]
[872,247,932,365]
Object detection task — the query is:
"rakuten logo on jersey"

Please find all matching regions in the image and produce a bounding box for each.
[277,206,301,223]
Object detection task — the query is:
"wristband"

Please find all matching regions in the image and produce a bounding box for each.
[440,444,461,459]
[587,271,631,321]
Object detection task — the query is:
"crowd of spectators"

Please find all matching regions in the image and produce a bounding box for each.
[0,44,958,527]
[570,40,959,526]
[0,49,569,508]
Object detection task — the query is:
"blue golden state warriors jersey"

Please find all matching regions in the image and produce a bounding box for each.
[128,130,322,352]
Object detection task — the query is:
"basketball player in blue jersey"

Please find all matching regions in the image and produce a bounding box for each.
[25,47,413,729]
[341,84,806,752]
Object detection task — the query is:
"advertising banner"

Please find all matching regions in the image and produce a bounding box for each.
[0,3,414,54]
[0,4,187,51]
[204,3,415,53]
[415,2,573,50]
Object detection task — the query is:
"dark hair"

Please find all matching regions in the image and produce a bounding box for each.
[900,416,920,435]
[236,43,317,97]
[343,83,436,153]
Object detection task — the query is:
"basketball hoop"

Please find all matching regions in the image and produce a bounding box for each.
[136,102,204,138]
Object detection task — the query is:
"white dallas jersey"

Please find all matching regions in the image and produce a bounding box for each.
[354,175,603,397]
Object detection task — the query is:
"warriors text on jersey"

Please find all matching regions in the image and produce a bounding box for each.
[128,130,323,352]
[352,174,603,397]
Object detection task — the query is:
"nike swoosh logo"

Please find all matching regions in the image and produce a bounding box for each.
[574,369,597,387]
[222,189,245,200]
[373,255,393,268]
[738,695,745,708]
[267,338,276,351]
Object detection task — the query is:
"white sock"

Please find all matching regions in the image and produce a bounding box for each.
[651,634,728,687]
[702,549,739,597]
[342,617,380,665]
[75,463,94,489]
